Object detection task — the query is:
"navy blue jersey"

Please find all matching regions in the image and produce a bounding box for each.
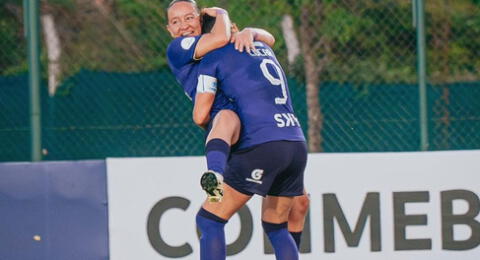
[166,36,235,118]
[166,36,200,89]
[197,42,305,150]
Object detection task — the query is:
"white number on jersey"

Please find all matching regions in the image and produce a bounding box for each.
[259,59,288,105]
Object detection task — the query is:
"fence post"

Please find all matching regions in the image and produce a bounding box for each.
[25,0,42,161]
[414,0,429,151]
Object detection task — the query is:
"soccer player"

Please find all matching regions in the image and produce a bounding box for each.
[166,0,310,255]
[166,0,275,202]
[193,36,308,259]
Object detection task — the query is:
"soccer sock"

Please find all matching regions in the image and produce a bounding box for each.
[196,208,228,260]
[205,138,230,174]
[262,221,299,260]
[290,231,302,249]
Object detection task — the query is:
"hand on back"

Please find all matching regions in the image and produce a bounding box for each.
[230,27,256,53]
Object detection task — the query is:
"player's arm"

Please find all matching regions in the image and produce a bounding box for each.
[230,27,276,53]
[193,93,215,128]
[249,28,276,47]
[192,74,218,128]
[194,7,232,59]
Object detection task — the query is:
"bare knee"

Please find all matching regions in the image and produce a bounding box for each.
[288,194,310,224]
[294,194,310,216]
[287,194,310,232]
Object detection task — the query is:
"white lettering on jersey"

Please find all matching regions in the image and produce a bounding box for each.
[291,113,301,126]
[274,113,300,128]
[284,113,294,126]
[274,114,285,127]
[249,48,274,57]
[181,37,195,50]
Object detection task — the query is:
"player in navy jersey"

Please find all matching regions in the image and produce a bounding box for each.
[197,43,305,149]
[166,1,309,258]
[166,0,276,203]
[193,41,308,259]
[166,0,241,204]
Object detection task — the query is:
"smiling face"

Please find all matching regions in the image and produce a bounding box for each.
[166,1,201,38]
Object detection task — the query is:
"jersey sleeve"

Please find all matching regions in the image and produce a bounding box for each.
[196,51,223,103]
[166,36,201,72]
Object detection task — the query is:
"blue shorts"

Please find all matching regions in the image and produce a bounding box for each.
[224,140,307,197]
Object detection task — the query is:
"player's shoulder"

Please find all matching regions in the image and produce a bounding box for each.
[200,43,234,62]
[167,36,202,70]
[214,43,238,56]
[167,36,201,55]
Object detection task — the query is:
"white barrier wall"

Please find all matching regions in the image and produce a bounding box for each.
[107,151,480,259]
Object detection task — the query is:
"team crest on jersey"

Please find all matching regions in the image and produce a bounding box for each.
[246,169,264,184]
[181,37,195,50]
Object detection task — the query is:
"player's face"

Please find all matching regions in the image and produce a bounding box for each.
[166,2,201,38]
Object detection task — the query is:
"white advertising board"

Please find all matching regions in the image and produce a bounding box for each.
[107,150,480,259]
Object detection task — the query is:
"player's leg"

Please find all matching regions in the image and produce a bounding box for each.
[262,195,299,260]
[205,109,240,174]
[198,140,290,259]
[196,183,251,260]
[206,109,241,145]
[202,183,251,219]
[288,191,310,249]
[202,109,241,202]
[261,140,307,259]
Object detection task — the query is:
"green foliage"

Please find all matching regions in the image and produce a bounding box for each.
[114,0,170,68]
[0,3,26,75]
[0,0,478,83]
[425,0,480,82]
[322,7,369,45]
[44,0,75,9]
[1,0,479,160]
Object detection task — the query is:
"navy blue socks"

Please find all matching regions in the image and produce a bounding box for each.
[262,221,299,260]
[205,138,230,174]
[196,208,228,260]
[290,231,302,249]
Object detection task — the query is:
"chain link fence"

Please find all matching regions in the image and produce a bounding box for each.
[1,0,479,162]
